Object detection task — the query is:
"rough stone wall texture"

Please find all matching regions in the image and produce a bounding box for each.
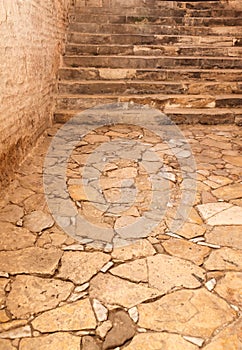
[0,0,71,188]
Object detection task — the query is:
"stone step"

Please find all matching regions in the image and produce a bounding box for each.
[71,6,240,18]
[69,22,242,36]
[58,67,242,82]
[67,33,241,47]
[71,10,242,22]
[54,107,242,125]
[70,14,242,27]
[56,94,242,110]
[63,55,242,69]
[65,43,242,57]
[58,80,242,95]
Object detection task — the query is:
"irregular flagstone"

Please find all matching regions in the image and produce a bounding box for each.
[58,251,110,284]
[215,272,242,307]
[147,254,205,294]
[207,206,242,225]
[32,299,96,332]
[110,259,148,283]
[23,210,54,232]
[212,183,242,201]
[92,299,108,322]
[162,238,210,265]
[0,222,36,250]
[0,325,31,339]
[23,193,46,212]
[19,332,81,350]
[0,279,9,304]
[204,247,242,271]
[103,310,136,350]
[6,275,73,318]
[203,317,242,350]
[0,247,62,275]
[196,203,233,221]
[89,273,163,309]
[176,222,206,239]
[82,336,101,350]
[111,239,156,261]
[223,155,242,167]
[0,339,15,350]
[123,333,199,350]
[0,320,27,333]
[205,226,242,250]
[0,204,24,224]
[138,289,236,338]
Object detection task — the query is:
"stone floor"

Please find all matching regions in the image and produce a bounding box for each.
[0,120,241,349]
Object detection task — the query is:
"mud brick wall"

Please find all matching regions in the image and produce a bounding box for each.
[0,0,71,188]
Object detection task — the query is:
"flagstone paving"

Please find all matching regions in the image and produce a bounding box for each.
[0,124,241,349]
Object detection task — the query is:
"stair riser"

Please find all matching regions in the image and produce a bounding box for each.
[63,56,242,69]
[71,16,242,27]
[66,44,242,57]
[56,96,242,110]
[68,33,240,47]
[58,81,242,95]
[59,68,242,82]
[69,23,242,36]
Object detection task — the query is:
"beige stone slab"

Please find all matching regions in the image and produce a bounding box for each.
[203,317,242,350]
[123,333,199,350]
[212,183,242,201]
[58,251,110,284]
[6,275,73,318]
[0,222,36,250]
[223,155,242,167]
[162,238,210,265]
[205,226,242,250]
[23,210,54,232]
[19,332,81,350]
[0,278,9,305]
[207,206,242,226]
[111,239,156,261]
[110,259,148,282]
[204,247,242,271]
[138,289,236,338]
[0,247,62,275]
[177,222,206,239]
[89,273,162,309]
[215,272,242,308]
[0,204,24,224]
[196,203,232,221]
[147,254,205,293]
[0,339,15,350]
[32,299,96,332]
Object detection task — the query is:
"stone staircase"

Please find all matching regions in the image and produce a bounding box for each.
[55,0,242,124]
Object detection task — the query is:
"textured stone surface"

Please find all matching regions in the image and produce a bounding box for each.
[89,273,162,308]
[32,299,96,332]
[203,317,242,350]
[177,222,206,239]
[138,289,235,337]
[19,333,81,350]
[0,278,9,305]
[207,206,242,226]
[103,310,136,349]
[147,254,205,293]
[162,238,210,265]
[0,205,24,224]
[212,183,242,201]
[123,333,199,350]
[111,239,156,261]
[82,336,101,350]
[6,275,73,318]
[23,211,54,232]
[0,326,31,339]
[215,272,242,307]
[0,339,15,350]
[0,247,62,275]
[205,226,242,250]
[204,247,242,271]
[110,259,148,282]
[58,251,110,284]
[0,223,36,250]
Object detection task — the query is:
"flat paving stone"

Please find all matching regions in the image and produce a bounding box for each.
[110,259,148,283]
[0,247,62,275]
[0,222,36,250]
[6,275,73,318]
[111,239,156,261]
[205,226,242,250]
[19,333,81,350]
[215,272,242,308]
[23,210,54,233]
[32,299,96,332]
[123,333,199,350]
[58,251,110,284]
[0,339,15,350]
[204,247,242,271]
[138,289,236,338]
